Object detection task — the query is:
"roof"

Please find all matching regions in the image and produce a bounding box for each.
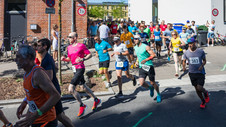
[88,0,128,5]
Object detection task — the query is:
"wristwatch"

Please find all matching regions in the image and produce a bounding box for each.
[37,109,43,116]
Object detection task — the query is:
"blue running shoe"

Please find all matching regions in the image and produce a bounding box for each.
[149,86,154,97]
[167,56,170,61]
[157,94,162,103]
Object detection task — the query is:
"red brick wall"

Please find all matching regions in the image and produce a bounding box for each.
[0,1,4,39]
[27,0,87,41]
[75,0,88,39]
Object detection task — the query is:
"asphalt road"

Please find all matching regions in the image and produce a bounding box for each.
[1,81,226,127]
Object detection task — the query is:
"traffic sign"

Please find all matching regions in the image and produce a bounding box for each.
[77,7,86,16]
[46,0,55,8]
[46,8,55,14]
[212,8,219,16]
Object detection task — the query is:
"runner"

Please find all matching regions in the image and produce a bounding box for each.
[153,24,163,58]
[138,25,149,45]
[110,21,118,35]
[149,22,155,48]
[169,31,186,77]
[94,36,113,88]
[163,23,174,61]
[179,27,189,52]
[62,32,101,117]
[206,20,216,47]
[134,35,161,103]
[160,20,167,49]
[120,25,135,69]
[117,22,124,35]
[183,37,209,108]
[186,24,195,38]
[110,37,137,98]
[128,21,138,35]
[35,38,73,127]
[0,110,13,127]
[15,45,61,127]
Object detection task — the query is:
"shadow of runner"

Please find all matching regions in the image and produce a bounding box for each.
[178,70,189,79]
[0,69,17,77]
[159,87,185,100]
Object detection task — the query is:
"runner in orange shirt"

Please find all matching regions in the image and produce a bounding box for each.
[15,45,60,127]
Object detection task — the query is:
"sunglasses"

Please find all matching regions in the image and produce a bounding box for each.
[67,36,73,38]
[172,34,176,35]
[37,44,42,47]
[134,38,139,40]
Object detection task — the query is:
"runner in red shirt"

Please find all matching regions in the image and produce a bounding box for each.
[160,20,168,49]
[149,22,156,49]
[110,21,118,35]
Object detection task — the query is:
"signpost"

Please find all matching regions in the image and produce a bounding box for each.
[45,0,55,54]
[77,7,86,16]
[212,8,219,17]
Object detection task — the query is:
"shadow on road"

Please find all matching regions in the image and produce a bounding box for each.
[0,69,17,77]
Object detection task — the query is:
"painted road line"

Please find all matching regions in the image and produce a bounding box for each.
[133,112,153,127]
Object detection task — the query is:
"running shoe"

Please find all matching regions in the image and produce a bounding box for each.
[130,64,134,69]
[157,94,162,103]
[205,91,210,103]
[200,102,206,109]
[77,104,87,117]
[92,99,101,110]
[167,56,170,61]
[149,86,154,97]
[105,82,111,88]
[3,123,13,127]
[206,44,209,47]
[132,77,137,86]
[175,73,179,77]
[115,92,124,98]
[211,44,214,47]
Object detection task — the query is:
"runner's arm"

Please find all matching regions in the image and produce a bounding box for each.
[146,46,156,60]
[83,53,92,61]
[45,70,53,80]
[33,69,61,117]
[179,38,186,46]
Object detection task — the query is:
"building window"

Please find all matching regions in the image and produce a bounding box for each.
[107,6,109,9]
[7,0,26,11]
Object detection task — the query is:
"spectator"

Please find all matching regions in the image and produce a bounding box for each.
[98,22,110,42]
[89,21,98,48]
[206,20,215,47]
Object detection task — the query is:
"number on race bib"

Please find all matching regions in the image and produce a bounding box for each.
[189,57,200,64]
[125,40,130,45]
[28,100,38,113]
[72,66,76,72]
[117,62,124,67]
[174,47,179,52]
[155,36,160,40]
[142,64,150,72]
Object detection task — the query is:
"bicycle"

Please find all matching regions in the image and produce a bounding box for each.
[215,32,225,46]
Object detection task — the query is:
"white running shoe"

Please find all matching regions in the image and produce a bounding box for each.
[105,82,111,88]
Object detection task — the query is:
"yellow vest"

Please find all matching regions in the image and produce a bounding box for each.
[171,37,182,52]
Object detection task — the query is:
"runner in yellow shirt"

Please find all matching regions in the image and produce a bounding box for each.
[120,25,135,68]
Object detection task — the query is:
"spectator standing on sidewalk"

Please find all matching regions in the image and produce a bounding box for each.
[51,24,58,61]
[206,20,216,47]
[99,22,110,43]
[89,21,98,48]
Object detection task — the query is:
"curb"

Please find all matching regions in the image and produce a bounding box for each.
[0,88,115,106]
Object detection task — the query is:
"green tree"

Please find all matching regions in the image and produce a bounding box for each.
[88,6,106,18]
[111,3,125,18]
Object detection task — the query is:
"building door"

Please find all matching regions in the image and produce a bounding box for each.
[4,0,27,51]
[152,0,158,23]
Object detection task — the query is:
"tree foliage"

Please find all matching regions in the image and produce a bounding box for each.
[88,6,105,18]
[111,4,125,18]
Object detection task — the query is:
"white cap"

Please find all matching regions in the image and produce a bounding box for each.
[134,35,141,40]
[187,23,191,26]
[113,36,120,41]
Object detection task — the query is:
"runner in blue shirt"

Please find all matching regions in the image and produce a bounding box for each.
[95,36,113,88]
[153,24,163,58]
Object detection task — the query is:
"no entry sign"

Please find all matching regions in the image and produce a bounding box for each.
[46,0,55,8]
[77,7,86,16]
[212,8,219,17]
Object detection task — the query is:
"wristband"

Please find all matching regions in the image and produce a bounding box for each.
[147,56,154,61]
[37,109,43,116]
[23,97,27,102]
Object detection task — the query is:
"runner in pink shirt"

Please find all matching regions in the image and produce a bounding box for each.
[62,32,101,117]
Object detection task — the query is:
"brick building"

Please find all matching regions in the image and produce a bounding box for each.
[1,0,87,50]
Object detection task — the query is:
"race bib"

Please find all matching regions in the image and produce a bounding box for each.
[113,26,116,29]
[155,36,160,40]
[117,62,124,67]
[125,40,130,45]
[28,100,38,113]
[142,64,150,72]
[72,66,76,72]
[190,57,200,64]
[174,47,179,52]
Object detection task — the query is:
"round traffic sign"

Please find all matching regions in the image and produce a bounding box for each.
[77,7,86,16]
[46,0,55,8]
[212,8,219,16]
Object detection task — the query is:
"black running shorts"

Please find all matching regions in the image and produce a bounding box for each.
[189,73,205,86]
[71,68,86,86]
[139,65,155,82]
